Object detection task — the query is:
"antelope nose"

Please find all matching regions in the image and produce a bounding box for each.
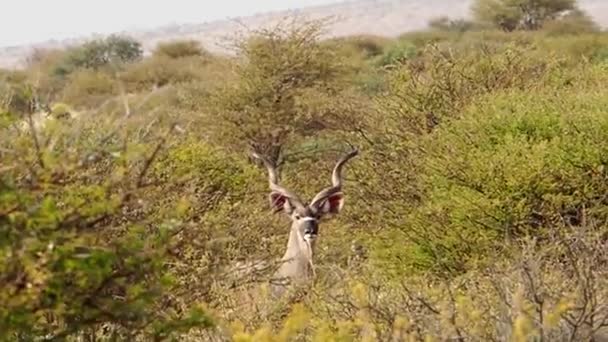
[304,222,318,237]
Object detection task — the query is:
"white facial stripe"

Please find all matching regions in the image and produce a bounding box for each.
[301,217,317,222]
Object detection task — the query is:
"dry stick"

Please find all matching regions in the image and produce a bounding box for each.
[522,262,545,342]
[26,110,45,169]
[137,136,165,188]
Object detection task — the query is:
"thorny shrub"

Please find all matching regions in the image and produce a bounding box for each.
[0,101,213,339]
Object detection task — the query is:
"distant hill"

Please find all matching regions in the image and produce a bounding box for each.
[1,0,606,69]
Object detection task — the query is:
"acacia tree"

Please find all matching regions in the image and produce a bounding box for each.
[206,17,362,165]
[472,0,577,31]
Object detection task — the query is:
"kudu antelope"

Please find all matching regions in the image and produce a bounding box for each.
[251,149,359,297]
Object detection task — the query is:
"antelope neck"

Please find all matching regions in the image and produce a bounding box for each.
[274,224,315,281]
[284,225,315,259]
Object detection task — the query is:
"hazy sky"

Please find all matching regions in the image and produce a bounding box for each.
[0,0,344,47]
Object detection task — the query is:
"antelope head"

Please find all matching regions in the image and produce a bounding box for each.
[251,149,359,290]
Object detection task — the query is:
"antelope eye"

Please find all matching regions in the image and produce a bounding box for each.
[294,214,301,219]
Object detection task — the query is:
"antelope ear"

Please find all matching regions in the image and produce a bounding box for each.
[269,192,295,214]
[318,193,344,215]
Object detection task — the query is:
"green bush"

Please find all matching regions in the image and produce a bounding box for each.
[154,40,210,59]
[324,34,391,59]
[594,47,608,63]
[353,43,572,278]
[318,36,390,95]
[150,139,274,305]
[536,34,608,63]
[542,8,600,36]
[61,69,117,108]
[378,43,559,135]
[399,30,463,47]
[54,35,142,75]
[0,117,212,339]
[120,55,206,91]
[375,40,417,66]
[399,80,608,273]
[18,49,70,104]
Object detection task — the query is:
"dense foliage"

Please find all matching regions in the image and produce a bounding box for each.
[2,1,608,340]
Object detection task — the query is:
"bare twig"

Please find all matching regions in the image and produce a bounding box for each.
[26,111,45,169]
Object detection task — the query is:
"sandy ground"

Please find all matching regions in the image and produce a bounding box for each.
[1,0,606,69]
